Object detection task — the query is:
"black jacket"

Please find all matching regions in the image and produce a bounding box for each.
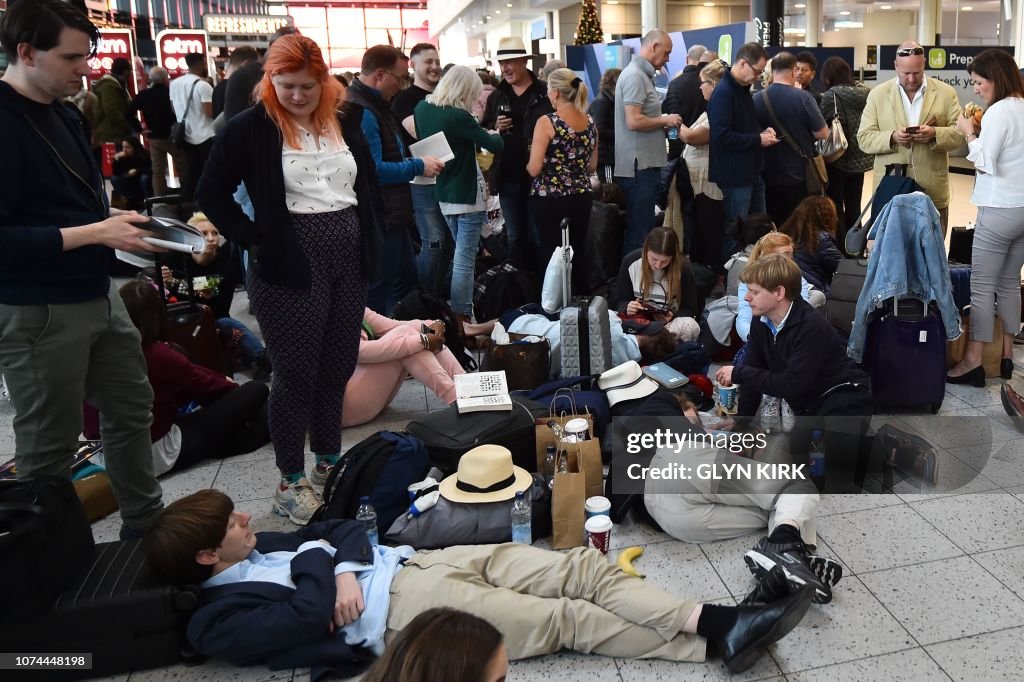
[223,61,264,122]
[128,83,176,139]
[732,297,867,416]
[588,89,615,170]
[481,71,553,187]
[612,248,703,320]
[0,81,110,304]
[793,232,844,293]
[195,103,384,290]
[663,64,707,127]
[344,79,414,233]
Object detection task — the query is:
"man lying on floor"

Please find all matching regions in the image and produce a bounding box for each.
[146,489,815,679]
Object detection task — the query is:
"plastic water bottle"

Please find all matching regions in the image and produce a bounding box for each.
[808,430,826,490]
[543,445,557,477]
[356,496,379,546]
[511,491,532,545]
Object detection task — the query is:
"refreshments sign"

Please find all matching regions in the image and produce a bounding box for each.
[203,14,293,36]
[156,29,209,79]
[88,29,136,90]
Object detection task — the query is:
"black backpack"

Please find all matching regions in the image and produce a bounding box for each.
[390,289,477,371]
[473,262,541,322]
[310,432,430,535]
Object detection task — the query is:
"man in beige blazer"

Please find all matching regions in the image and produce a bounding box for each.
[857,41,965,235]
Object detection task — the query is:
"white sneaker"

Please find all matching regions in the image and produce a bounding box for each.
[309,460,335,490]
[780,400,796,433]
[272,477,321,525]
[758,395,781,432]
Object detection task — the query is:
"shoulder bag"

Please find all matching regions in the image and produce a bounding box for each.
[761,89,828,196]
[170,78,200,147]
[817,90,848,163]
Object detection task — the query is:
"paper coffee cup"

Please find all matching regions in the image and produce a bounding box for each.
[564,417,591,441]
[585,496,611,520]
[585,515,613,555]
[716,382,738,410]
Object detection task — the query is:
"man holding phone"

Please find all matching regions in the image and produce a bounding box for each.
[857,40,965,235]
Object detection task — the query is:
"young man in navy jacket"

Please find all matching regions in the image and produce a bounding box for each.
[147,489,817,678]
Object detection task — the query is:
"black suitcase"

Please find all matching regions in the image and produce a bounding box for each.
[405,397,546,475]
[0,540,201,679]
[864,297,945,413]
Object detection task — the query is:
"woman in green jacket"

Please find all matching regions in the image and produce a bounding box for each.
[413,66,504,320]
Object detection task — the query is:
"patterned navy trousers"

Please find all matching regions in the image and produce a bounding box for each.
[247,208,366,476]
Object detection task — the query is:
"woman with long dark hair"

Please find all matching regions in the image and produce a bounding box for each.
[196,35,384,523]
[818,56,872,241]
[947,49,1024,386]
[613,227,703,320]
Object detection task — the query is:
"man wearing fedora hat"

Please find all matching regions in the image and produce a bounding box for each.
[146,448,815,676]
[614,30,682,256]
[481,36,553,271]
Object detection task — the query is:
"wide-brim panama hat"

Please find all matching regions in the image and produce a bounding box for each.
[494,36,539,62]
[439,444,533,504]
[598,361,661,407]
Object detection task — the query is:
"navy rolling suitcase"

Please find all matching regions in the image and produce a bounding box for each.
[0,540,201,679]
[864,297,945,413]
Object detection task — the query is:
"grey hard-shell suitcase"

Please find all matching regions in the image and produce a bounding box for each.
[560,295,613,377]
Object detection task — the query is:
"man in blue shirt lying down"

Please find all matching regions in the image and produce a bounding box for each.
[146,489,815,679]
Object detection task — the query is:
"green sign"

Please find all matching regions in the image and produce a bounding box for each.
[718,34,733,62]
[928,48,946,69]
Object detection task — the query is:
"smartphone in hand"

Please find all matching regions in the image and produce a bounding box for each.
[906,126,920,134]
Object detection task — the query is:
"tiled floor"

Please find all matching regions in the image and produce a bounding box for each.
[5,173,1024,680]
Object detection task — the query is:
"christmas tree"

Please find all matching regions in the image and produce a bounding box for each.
[574,0,604,45]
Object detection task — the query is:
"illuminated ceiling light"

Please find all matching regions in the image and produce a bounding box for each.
[840,10,851,14]
[507,2,513,6]
[486,15,492,19]
[703,1,715,5]
[794,3,806,7]
[606,0,620,3]
[880,4,892,8]
[962,5,973,9]
[495,9,501,13]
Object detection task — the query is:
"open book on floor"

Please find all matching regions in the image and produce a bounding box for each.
[115,217,206,268]
[455,371,512,413]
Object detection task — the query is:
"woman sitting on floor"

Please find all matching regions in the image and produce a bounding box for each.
[612,227,704,322]
[342,308,469,427]
[780,196,844,294]
[84,281,270,476]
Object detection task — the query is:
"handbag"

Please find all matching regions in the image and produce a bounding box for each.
[482,337,551,391]
[817,91,849,163]
[170,79,200,147]
[761,89,827,196]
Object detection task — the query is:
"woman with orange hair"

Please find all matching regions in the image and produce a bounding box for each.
[196,35,385,524]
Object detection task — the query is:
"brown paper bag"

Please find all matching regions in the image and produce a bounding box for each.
[551,466,586,549]
[535,425,602,499]
[534,416,595,469]
[947,310,1002,377]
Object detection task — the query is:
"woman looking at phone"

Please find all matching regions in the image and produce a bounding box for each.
[612,227,704,321]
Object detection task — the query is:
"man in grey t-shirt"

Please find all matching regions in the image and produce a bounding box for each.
[614,30,681,256]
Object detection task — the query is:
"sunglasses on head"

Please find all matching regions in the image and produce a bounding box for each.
[897,47,925,57]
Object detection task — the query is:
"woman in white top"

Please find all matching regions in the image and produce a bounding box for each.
[947,50,1024,387]
[680,60,726,272]
[196,35,385,524]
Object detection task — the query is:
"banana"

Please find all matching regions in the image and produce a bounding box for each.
[617,545,646,578]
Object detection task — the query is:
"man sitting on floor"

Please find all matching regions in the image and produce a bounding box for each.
[715,254,873,483]
[146,488,815,678]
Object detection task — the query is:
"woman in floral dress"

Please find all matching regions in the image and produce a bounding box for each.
[527,68,598,292]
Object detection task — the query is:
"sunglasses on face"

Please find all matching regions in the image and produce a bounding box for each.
[897,47,925,57]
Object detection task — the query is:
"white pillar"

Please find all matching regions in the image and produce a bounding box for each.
[1014,0,1024,61]
[805,0,822,46]
[918,0,941,45]
[641,0,666,34]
